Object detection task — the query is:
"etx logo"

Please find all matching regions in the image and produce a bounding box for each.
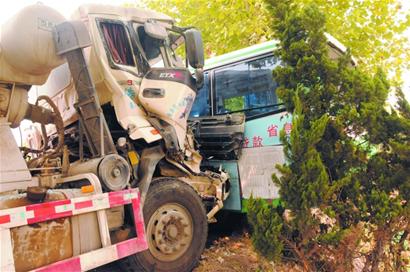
[159,71,184,80]
[159,72,175,79]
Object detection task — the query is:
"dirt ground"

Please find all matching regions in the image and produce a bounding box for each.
[194,229,410,272]
[195,213,410,272]
[195,231,271,272]
[193,212,302,272]
[194,231,301,272]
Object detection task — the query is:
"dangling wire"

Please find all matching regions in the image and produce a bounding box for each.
[27,96,65,168]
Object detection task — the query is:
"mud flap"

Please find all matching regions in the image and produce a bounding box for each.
[137,145,165,205]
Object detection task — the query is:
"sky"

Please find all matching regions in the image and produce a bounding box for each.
[0,0,409,101]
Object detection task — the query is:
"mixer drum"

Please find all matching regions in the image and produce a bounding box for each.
[0,4,65,85]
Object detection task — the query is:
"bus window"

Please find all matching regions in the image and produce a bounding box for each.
[214,55,281,117]
[190,72,210,117]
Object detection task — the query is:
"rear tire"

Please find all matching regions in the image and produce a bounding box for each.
[120,177,207,272]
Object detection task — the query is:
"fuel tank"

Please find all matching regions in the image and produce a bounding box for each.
[0,189,101,272]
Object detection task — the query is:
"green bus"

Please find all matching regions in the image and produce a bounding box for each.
[189,37,353,212]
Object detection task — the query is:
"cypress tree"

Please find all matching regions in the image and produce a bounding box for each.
[248,1,410,270]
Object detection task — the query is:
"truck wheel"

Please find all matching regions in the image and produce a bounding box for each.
[121,177,207,272]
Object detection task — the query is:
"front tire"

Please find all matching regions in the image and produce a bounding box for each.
[121,177,207,272]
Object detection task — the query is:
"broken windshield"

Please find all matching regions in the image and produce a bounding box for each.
[133,23,185,69]
[101,22,136,66]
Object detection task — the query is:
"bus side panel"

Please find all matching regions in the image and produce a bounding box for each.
[238,145,284,199]
[239,112,292,200]
[209,161,242,212]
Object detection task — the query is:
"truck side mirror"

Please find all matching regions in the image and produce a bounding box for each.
[195,68,204,90]
[185,29,204,69]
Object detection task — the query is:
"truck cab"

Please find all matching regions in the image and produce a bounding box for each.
[1,4,228,272]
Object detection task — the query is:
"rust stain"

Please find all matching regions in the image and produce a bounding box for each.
[11,219,73,272]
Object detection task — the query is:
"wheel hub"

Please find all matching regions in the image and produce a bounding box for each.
[147,203,193,261]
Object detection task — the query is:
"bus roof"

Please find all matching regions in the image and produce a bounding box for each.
[203,40,279,70]
[202,34,356,71]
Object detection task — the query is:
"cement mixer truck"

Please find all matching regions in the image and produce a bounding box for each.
[0,4,229,272]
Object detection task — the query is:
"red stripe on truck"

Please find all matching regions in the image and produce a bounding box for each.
[108,189,132,207]
[116,237,147,259]
[132,197,146,240]
[34,257,81,272]
[0,214,11,224]
[26,199,72,224]
[74,200,93,210]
